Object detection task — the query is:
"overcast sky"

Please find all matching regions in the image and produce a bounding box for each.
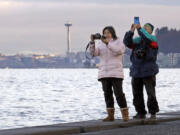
[0,0,180,55]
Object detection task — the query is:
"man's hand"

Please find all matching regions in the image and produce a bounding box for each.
[130,24,136,33]
[136,24,141,29]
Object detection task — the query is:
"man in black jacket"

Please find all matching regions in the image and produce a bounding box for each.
[123,23,159,119]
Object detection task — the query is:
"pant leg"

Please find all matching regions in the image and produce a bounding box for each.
[143,76,159,114]
[132,77,147,115]
[111,78,127,108]
[100,78,114,108]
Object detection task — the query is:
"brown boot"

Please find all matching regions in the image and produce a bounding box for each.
[121,108,129,122]
[103,108,115,122]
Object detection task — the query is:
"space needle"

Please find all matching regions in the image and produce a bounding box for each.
[65,21,72,55]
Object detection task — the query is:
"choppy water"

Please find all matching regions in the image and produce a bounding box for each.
[0,68,179,129]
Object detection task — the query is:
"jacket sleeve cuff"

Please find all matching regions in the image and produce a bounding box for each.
[89,41,95,44]
[129,31,134,35]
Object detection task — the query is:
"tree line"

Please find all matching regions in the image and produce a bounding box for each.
[155,27,180,54]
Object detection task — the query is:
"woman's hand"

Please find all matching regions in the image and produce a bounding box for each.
[101,38,110,45]
[130,24,136,33]
[90,34,95,42]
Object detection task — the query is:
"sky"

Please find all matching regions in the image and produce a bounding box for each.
[0,0,180,55]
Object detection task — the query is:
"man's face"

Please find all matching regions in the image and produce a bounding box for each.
[144,25,152,34]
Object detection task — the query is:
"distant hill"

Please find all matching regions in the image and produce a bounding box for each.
[155,27,180,54]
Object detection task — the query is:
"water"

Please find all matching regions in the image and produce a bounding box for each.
[0,68,180,129]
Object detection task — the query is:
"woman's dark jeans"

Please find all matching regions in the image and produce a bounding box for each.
[99,78,127,109]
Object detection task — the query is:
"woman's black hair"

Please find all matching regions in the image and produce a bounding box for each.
[103,26,117,40]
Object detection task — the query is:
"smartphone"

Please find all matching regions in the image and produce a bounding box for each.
[134,17,140,24]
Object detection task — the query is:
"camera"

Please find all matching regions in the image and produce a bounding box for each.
[92,33,106,40]
[135,48,146,59]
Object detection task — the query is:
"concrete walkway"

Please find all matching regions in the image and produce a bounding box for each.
[0,112,180,135]
[73,120,180,135]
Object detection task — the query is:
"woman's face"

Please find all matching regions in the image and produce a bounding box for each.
[103,29,113,39]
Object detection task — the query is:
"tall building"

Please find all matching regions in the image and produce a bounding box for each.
[65,21,72,55]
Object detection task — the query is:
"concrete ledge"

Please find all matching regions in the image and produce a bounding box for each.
[0,112,180,135]
[0,125,81,135]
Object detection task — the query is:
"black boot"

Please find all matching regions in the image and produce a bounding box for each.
[133,113,146,119]
[149,113,156,120]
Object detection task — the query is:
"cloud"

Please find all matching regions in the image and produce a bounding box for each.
[0,1,179,55]
[1,0,180,5]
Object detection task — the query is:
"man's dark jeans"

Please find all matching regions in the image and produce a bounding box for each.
[132,76,159,115]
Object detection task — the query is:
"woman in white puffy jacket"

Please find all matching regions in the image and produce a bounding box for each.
[89,26,129,122]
